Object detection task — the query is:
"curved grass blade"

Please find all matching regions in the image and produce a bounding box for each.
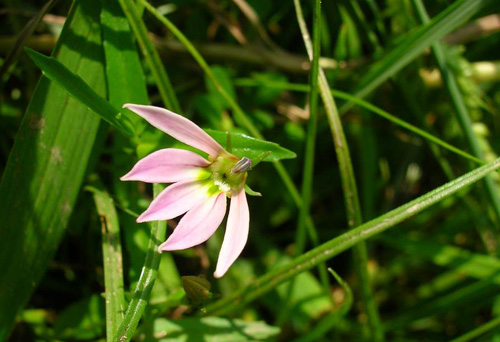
[203,157,500,315]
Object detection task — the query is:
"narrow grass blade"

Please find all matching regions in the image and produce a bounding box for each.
[203,157,500,315]
[412,0,500,228]
[25,48,135,137]
[342,0,493,112]
[91,187,126,342]
[0,0,105,337]
[295,0,321,261]
[0,0,58,83]
[449,316,500,342]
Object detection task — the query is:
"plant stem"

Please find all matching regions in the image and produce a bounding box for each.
[294,1,384,340]
[113,184,166,342]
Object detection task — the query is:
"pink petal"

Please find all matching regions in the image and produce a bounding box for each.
[121,148,210,184]
[123,104,224,157]
[214,189,249,278]
[137,180,209,223]
[159,192,227,251]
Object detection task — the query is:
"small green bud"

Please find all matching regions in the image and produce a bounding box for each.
[181,276,212,307]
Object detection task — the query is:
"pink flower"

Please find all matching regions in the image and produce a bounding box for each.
[121,104,250,278]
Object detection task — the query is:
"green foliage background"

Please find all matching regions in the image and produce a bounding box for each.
[2,0,500,341]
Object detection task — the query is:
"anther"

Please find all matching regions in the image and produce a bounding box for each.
[231,157,252,173]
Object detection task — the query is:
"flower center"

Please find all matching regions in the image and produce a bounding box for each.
[208,154,248,195]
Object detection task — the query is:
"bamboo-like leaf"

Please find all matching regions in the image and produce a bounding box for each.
[25,48,135,137]
[205,129,296,162]
[0,0,105,338]
[203,157,500,315]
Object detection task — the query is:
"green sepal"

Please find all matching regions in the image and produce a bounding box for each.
[245,184,262,197]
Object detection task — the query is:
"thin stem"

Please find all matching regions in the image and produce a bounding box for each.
[294,1,384,340]
[204,157,500,316]
[278,0,331,326]
[296,0,321,257]
[113,184,166,342]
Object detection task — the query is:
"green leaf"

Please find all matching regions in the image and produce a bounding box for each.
[54,295,105,340]
[0,0,105,337]
[25,48,135,137]
[382,235,500,285]
[153,317,280,342]
[263,253,333,331]
[205,129,296,162]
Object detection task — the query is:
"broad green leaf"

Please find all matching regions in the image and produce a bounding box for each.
[100,0,149,109]
[263,253,333,331]
[54,295,105,340]
[205,129,296,162]
[154,317,280,342]
[25,48,135,136]
[0,0,105,338]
